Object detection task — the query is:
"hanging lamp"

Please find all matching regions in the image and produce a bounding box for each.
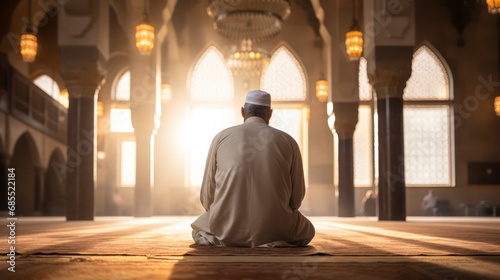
[316,39,329,102]
[135,0,155,55]
[345,0,363,61]
[20,0,38,62]
[495,96,500,116]
[486,0,500,13]
[316,79,328,102]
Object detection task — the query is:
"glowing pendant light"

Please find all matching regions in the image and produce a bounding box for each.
[495,96,500,116]
[486,0,500,13]
[345,24,363,61]
[316,79,328,102]
[20,32,38,62]
[135,0,154,55]
[20,0,37,62]
[345,0,363,61]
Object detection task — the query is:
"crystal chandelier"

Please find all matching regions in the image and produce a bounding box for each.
[227,39,270,76]
[135,0,154,55]
[487,0,500,13]
[207,0,291,43]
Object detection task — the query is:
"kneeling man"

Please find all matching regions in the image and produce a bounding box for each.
[191,90,315,247]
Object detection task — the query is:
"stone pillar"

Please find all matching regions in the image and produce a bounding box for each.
[128,0,160,217]
[61,50,103,220]
[58,0,108,220]
[363,0,415,221]
[371,68,411,221]
[334,103,358,217]
[322,1,362,216]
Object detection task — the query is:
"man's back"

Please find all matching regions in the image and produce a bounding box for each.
[202,117,304,246]
[191,90,314,248]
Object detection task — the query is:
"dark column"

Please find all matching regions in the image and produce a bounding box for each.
[66,94,95,220]
[334,102,359,217]
[61,46,105,221]
[362,0,415,221]
[58,0,108,220]
[376,94,406,221]
[338,138,354,217]
[370,63,412,221]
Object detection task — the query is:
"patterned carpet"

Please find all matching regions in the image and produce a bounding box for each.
[7,216,500,256]
[1,216,499,279]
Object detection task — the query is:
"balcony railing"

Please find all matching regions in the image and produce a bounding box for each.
[0,65,67,144]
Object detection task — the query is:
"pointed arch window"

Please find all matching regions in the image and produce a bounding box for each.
[404,46,450,100]
[403,45,454,186]
[190,46,234,102]
[261,46,306,101]
[355,45,454,187]
[260,45,309,186]
[187,46,235,187]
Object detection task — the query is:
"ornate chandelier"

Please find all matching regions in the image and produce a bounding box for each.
[207,0,291,42]
[227,39,270,76]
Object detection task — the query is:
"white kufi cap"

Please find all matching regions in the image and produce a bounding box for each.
[245,90,271,107]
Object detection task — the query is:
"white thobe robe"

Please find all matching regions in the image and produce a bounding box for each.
[191,117,315,247]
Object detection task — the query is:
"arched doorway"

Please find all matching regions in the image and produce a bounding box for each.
[11,132,41,216]
[43,149,66,216]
